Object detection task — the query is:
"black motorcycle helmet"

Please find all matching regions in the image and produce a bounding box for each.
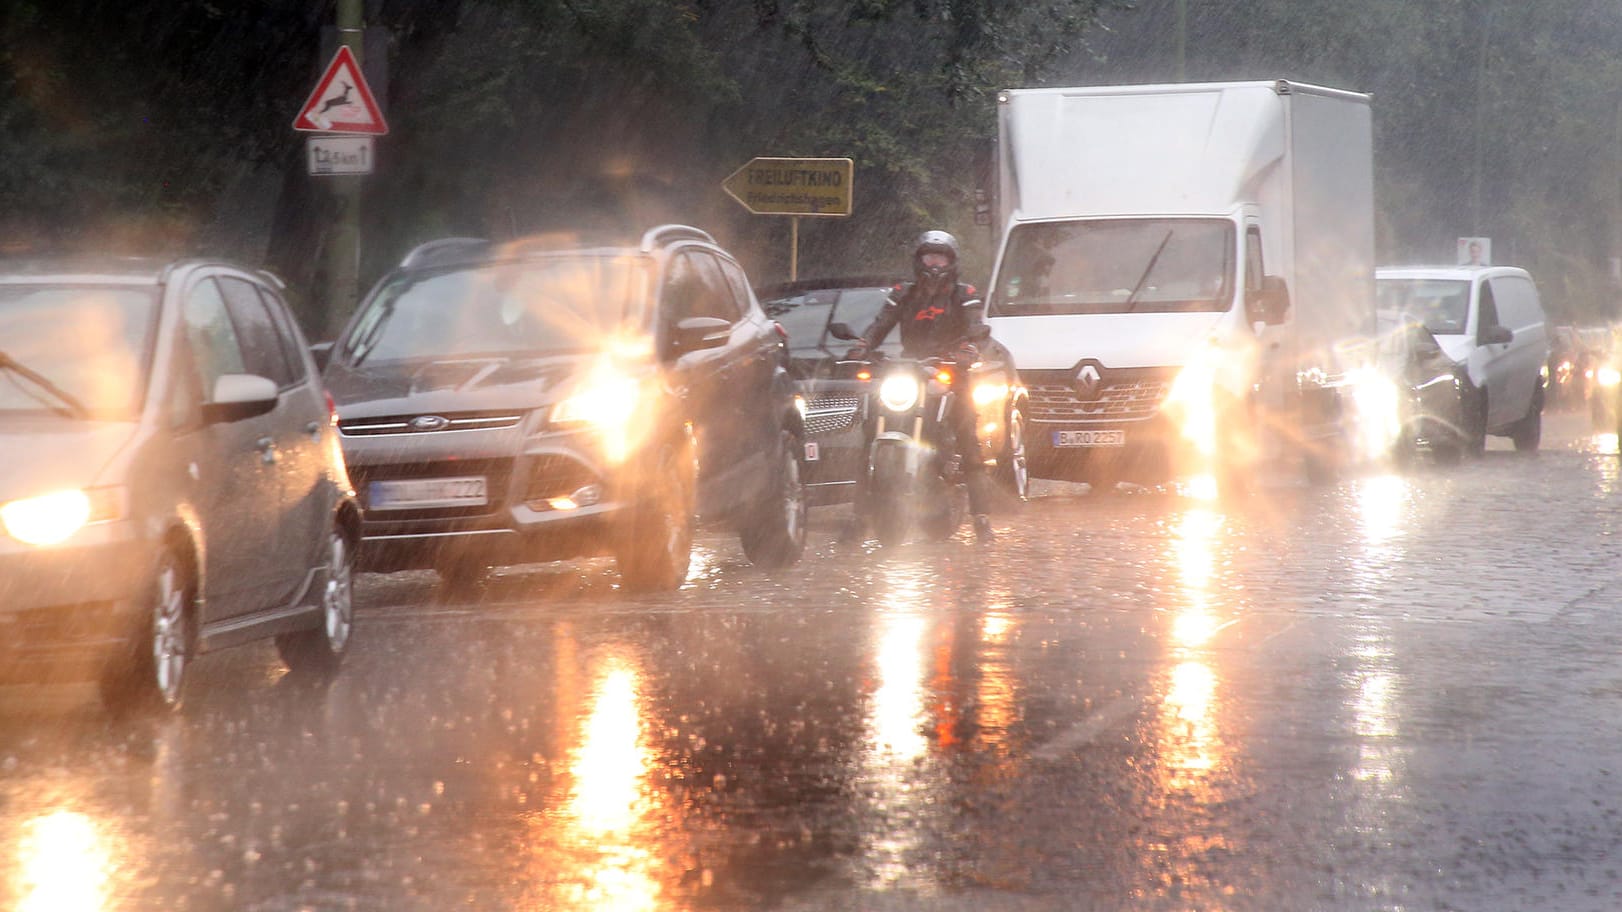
[912,229,960,287]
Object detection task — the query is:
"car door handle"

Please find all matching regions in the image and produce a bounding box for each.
[255,436,278,465]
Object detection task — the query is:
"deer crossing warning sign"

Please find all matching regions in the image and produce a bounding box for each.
[292,46,388,135]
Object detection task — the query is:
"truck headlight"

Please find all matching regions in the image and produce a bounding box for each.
[1165,358,1218,457]
[1598,366,1621,388]
[1,487,124,546]
[878,374,922,412]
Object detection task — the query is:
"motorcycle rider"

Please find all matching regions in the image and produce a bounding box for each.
[845,229,996,543]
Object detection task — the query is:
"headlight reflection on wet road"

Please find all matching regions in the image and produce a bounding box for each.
[15,810,113,912]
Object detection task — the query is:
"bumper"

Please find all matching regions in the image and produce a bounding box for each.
[0,530,153,682]
[1027,416,1178,484]
[357,501,629,571]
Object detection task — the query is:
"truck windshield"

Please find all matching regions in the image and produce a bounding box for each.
[989,219,1234,316]
[344,255,649,364]
[1375,278,1471,336]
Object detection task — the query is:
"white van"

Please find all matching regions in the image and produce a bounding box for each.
[1375,266,1549,451]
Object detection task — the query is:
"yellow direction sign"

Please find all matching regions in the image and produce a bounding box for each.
[722,157,853,217]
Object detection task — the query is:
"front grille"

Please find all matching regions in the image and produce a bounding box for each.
[804,394,862,436]
[1027,380,1169,423]
[339,411,525,437]
[350,457,514,518]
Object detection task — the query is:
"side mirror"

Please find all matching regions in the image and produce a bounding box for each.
[202,373,279,424]
[309,341,335,373]
[1480,325,1513,346]
[671,316,731,356]
[1247,276,1291,326]
[827,322,861,342]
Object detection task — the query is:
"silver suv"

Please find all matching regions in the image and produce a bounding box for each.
[0,258,361,712]
[323,226,807,590]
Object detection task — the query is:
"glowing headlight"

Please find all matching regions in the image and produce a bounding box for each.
[1164,358,1218,456]
[1597,366,1621,388]
[972,381,1008,408]
[1,488,123,546]
[550,374,641,429]
[878,373,922,412]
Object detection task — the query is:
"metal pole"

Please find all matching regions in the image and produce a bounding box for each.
[790,216,800,282]
[325,0,365,339]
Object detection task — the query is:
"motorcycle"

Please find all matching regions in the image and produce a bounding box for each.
[829,322,989,545]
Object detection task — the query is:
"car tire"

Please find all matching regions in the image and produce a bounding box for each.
[276,526,356,675]
[991,404,1030,510]
[101,546,192,714]
[740,429,807,569]
[1511,391,1543,453]
[616,438,696,591]
[1466,387,1488,457]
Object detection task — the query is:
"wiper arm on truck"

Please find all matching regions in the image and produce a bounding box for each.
[1122,229,1174,313]
[0,349,90,418]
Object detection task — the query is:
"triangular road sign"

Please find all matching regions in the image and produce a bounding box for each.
[293,46,388,135]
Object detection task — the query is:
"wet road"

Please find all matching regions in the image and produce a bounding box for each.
[6,412,1622,911]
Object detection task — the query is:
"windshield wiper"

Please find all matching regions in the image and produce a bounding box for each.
[0,349,90,418]
[1122,229,1175,314]
[349,299,399,367]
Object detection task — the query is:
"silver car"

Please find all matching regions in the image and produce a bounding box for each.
[0,259,361,712]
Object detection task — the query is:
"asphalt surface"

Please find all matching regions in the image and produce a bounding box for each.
[5,410,1622,911]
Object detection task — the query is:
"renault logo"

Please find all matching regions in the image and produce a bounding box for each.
[1075,364,1102,401]
[409,415,451,432]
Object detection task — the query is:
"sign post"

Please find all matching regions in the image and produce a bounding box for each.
[722,157,853,281]
[293,10,389,338]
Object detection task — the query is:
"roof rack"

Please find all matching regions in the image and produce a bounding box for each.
[399,237,490,270]
[254,268,287,290]
[639,224,716,253]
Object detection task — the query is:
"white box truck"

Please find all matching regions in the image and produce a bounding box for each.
[985,80,1378,488]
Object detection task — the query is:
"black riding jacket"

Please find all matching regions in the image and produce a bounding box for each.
[860,281,985,359]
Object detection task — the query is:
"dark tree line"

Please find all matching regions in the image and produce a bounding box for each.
[4,0,1622,331]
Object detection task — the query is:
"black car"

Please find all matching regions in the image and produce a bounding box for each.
[760,277,1029,506]
[1376,310,1468,464]
[323,226,806,591]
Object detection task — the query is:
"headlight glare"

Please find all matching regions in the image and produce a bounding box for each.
[1,489,108,546]
[550,374,641,429]
[1597,366,1621,388]
[878,373,922,412]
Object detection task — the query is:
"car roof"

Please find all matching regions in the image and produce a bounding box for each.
[0,256,284,288]
[1376,265,1532,281]
[394,225,723,273]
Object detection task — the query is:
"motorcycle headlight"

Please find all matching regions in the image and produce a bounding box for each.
[1,487,124,547]
[878,373,922,412]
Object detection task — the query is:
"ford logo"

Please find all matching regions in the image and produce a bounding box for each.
[409,415,451,432]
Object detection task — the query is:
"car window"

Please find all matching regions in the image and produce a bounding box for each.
[343,255,647,363]
[715,257,757,319]
[1489,275,1541,330]
[0,284,157,418]
[183,277,249,398]
[218,276,297,389]
[664,251,737,324]
[256,285,314,383]
[1476,281,1500,332]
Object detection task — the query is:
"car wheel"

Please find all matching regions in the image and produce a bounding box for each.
[101,547,192,714]
[740,429,807,569]
[276,525,355,674]
[1511,392,1543,453]
[1466,387,1488,457]
[991,404,1030,510]
[616,438,695,591]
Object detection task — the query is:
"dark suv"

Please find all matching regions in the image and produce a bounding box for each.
[323,226,806,590]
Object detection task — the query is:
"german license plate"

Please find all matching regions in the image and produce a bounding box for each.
[369,476,488,510]
[1052,429,1126,447]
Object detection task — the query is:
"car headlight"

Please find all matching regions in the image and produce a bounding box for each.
[1597,366,1621,388]
[1,487,124,547]
[550,374,641,429]
[877,373,922,412]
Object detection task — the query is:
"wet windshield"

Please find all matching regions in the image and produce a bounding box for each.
[1376,278,1471,335]
[764,286,894,352]
[0,284,156,418]
[990,219,1234,316]
[343,256,649,363]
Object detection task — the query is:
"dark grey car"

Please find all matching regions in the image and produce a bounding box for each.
[0,258,361,712]
[323,226,807,590]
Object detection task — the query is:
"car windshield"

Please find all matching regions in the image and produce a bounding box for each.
[0,284,157,419]
[343,255,649,363]
[1377,278,1471,335]
[990,218,1234,316]
[763,286,895,353]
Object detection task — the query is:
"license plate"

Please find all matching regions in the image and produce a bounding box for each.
[1052,429,1126,447]
[369,476,488,510]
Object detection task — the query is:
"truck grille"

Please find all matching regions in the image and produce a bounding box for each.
[1026,380,1168,423]
[804,394,862,436]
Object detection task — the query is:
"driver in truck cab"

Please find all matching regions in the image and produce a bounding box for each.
[845,230,996,542]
